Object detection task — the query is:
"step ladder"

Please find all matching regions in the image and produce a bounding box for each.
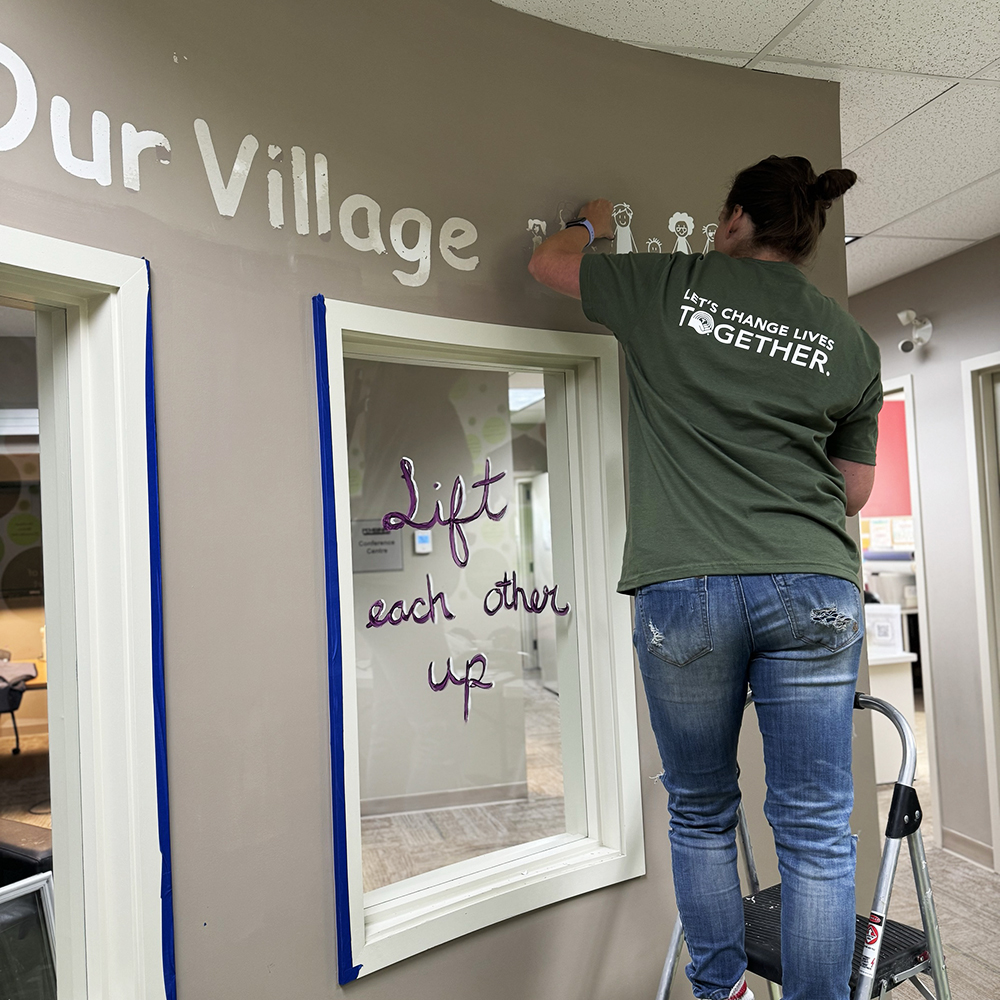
[655,692,950,1000]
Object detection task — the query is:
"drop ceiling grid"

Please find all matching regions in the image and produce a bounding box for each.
[624,0,811,52]
[843,84,1000,234]
[770,0,1000,76]
[873,169,1000,241]
[492,0,814,56]
[492,0,1000,291]
[691,54,754,66]
[753,61,955,155]
[846,235,974,295]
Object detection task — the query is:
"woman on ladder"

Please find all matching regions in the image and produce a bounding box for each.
[528,156,880,1000]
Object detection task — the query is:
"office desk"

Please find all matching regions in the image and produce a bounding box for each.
[24,659,46,691]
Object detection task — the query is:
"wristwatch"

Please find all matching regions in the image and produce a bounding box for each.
[564,217,596,246]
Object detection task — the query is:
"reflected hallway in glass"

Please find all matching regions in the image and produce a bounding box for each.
[347,362,573,892]
[360,667,564,891]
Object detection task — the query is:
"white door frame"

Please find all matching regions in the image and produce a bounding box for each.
[962,351,1000,871]
[882,374,942,847]
[0,225,169,996]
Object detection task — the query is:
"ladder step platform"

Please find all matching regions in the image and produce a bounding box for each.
[744,884,931,993]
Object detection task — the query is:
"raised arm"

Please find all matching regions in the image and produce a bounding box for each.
[528,199,615,299]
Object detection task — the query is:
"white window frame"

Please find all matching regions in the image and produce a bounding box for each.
[315,298,644,980]
[0,871,56,967]
[0,225,167,998]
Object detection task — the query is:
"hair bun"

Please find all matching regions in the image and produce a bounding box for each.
[811,168,857,203]
[724,155,856,263]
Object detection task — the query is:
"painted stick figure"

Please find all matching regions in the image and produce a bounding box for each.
[702,223,718,255]
[527,218,547,250]
[668,212,695,254]
[646,237,663,253]
[613,203,638,254]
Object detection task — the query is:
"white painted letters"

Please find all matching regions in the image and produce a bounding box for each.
[0,41,37,151]
[440,217,479,271]
[121,123,170,192]
[50,96,112,186]
[267,144,283,229]
[314,154,331,236]
[340,194,387,255]
[193,118,259,217]
[390,207,432,287]
[0,41,482,285]
[291,146,309,235]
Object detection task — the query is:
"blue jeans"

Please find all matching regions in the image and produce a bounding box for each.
[635,574,863,1000]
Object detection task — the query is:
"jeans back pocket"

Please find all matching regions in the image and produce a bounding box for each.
[772,573,863,652]
[636,578,713,666]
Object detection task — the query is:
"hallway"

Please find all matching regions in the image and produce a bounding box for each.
[876,697,1000,998]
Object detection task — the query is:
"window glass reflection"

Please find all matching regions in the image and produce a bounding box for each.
[345,359,573,891]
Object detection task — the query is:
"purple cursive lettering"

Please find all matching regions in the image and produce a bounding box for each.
[382,457,508,568]
[428,653,492,721]
[482,570,571,617]
[367,574,455,628]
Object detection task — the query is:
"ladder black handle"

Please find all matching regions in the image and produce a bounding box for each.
[853,691,918,789]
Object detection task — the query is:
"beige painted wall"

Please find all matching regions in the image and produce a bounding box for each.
[851,235,1000,867]
[0,1,878,995]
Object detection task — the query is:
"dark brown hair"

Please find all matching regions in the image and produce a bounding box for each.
[723,155,857,264]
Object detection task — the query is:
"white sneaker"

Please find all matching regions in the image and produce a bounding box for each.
[729,975,754,1000]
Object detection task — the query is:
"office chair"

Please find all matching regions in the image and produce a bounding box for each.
[0,654,37,756]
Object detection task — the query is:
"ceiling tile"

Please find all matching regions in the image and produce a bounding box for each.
[770,0,1000,77]
[975,57,1000,80]
[492,0,811,55]
[873,170,1000,240]
[846,235,973,295]
[754,62,953,155]
[656,51,750,66]
[842,83,1000,234]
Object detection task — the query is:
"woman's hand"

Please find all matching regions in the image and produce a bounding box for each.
[527,197,615,299]
[578,199,615,240]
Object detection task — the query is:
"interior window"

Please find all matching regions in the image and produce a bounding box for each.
[345,358,578,892]
[319,303,642,980]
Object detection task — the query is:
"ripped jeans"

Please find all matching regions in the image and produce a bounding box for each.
[635,574,863,1000]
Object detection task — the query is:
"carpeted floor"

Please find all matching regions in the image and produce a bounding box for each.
[360,668,566,892]
[0,731,51,829]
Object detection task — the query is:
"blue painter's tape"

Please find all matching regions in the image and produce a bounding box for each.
[312,294,363,984]
[145,261,177,1000]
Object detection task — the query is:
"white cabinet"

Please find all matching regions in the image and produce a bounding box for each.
[867,651,918,784]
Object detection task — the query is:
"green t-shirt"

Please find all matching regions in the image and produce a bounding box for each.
[580,250,882,594]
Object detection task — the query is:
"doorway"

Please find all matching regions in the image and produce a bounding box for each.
[0,226,169,998]
[0,298,52,859]
[860,376,942,845]
[963,352,1000,873]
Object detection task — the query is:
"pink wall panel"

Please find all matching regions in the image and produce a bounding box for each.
[861,399,911,517]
